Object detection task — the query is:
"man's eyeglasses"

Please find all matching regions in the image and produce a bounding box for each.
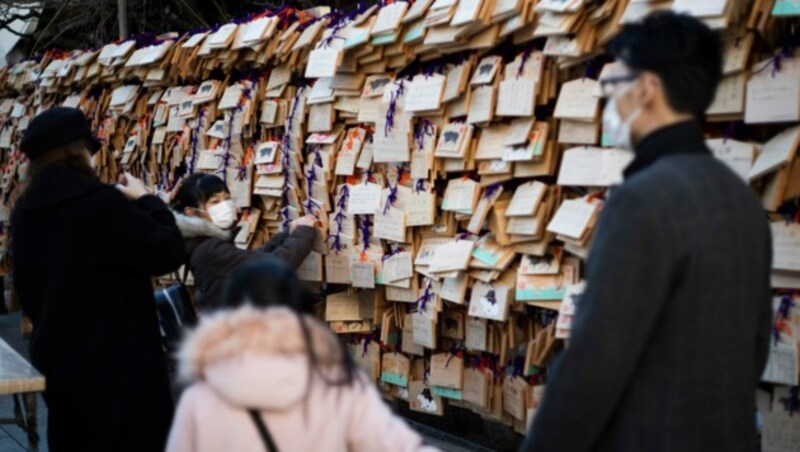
[599,74,639,98]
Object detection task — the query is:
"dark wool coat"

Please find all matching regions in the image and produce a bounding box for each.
[174,213,316,311]
[522,121,773,452]
[11,165,185,452]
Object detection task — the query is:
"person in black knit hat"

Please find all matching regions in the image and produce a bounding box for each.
[12,107,185,451]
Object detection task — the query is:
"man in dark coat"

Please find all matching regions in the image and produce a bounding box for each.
[11,107,185,451]
[522,12,772,452]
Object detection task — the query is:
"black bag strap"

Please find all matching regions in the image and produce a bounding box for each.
[172,264,190,286]
[249,409,279,452]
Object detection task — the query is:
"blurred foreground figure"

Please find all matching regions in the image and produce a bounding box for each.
[167,257,438,452]
[522,12,772,452]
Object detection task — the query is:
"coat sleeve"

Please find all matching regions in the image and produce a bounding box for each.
[754,223,774,385]
[521,189,677,452]
[192,226,317,288]
[165,384,198,452]
[260,231,290,253]
[258,226,316,269]
[346,376,438,452]
[95,191,185,276]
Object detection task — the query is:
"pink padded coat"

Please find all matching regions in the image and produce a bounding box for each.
[166,306,437,452]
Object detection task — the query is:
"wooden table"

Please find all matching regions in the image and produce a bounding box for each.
[0,337,45,444]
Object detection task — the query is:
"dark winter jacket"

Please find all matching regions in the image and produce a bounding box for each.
[11,164,185,452]
[522,121,773,452]
[173,213,316,311]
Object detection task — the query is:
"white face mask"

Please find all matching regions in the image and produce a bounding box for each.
[602,83,642,150]
[206,200,237,230]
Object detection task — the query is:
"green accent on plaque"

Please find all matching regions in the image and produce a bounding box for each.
[601,132,612,148]
[386,332,400,347]
[527,365,543,375]
[345,32,368,49]
[372,33,397,46]
[773,1,800,15]
[404,22,425,43]
[473,248,500,266]
[375,274,383,284]
[432,386,463,400]
[516,287,567,302]
[533,143,543,156]
[381,372,408,387]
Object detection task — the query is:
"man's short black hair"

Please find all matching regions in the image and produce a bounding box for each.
[608,11,722,117]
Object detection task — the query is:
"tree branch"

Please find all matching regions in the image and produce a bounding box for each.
[0,6,41,36]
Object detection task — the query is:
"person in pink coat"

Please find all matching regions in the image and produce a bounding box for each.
[166,257,437,452]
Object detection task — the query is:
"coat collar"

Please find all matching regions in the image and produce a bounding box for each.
[173,212,233,258]
[178,306,345,410]
[16,164,105,210]
[624,120,709,179]
[173,212,232,241]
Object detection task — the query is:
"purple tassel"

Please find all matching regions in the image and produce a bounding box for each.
[384,182,399,215]
[722,122,736,144]
[305,166,316,195]
[280,206,290,231]
[445,340,464,368]
[512,357,525,377]
[517,47,533,79]
[416,279,433,313]
[470,355,481,370]
[326,210,347,254]
[381,244,400,261]
[414,118,435,151]
[361,330,378,357]
[236,164,248,182]
[384,81,405,137]
[220,111,236,182]
[188,107,205,174]
[303,197,320,216]
[415,179,426,194]
[484,183,501,199]
[337,185,350,210]
[310,145,323,167]
[752,47,794,78]
[422,59,445,78]
[281,85,306,231]
[365,165,373,185]
[320,10,347,48]
[780,387,800,416]
[778,295,795,320]
[221,87,253,183]
[773,324,783,346]
[359,215,372,251]
[326,232,342,254]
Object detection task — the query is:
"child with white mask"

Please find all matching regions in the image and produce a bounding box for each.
[170,173,317,312]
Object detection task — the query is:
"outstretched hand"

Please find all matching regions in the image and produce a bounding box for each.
[290,215,318,233]
[116,173,149,200]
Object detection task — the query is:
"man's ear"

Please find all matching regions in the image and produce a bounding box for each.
[639,72,662,106]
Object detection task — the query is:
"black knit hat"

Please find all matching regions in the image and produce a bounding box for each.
[20,107,101,160]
